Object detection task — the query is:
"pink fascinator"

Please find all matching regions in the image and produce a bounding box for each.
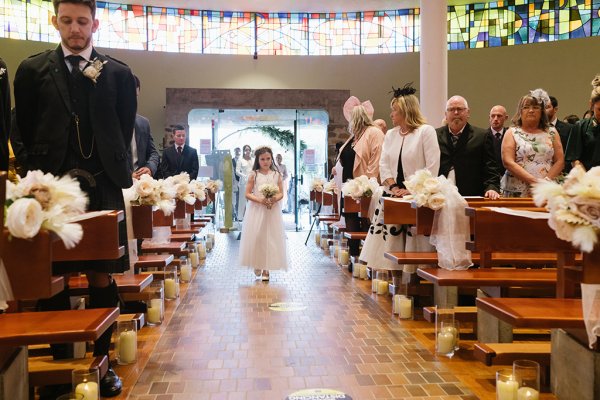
[343,96,374,122]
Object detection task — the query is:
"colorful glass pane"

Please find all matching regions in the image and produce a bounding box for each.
[1,0,27,39]
[147,7,202,53]
[256,12,308,55]
[361,9,418,54]
[25,0,57,42]
[94,2,146,50]
[203,11,254,55]
[307,12,360,55]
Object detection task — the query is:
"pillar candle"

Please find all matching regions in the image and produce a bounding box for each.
[496,378,518,400]
[189,252,199,268]
[147,298,162,324]
[442,326,459,348]
[334,245,339,260]
[118,330,137,364]
[339,250,350,266]
[164,278,177,299]
[197,243,206,258]
[436,331,455,354]
[180,265,192,282]
[399,297,412,319]
[198,257,206,266]
[377,280,389,295]
[75,381,99,400]
[517,387,539,400]
[315,232,321,246]
[371,278,379,293]
[359,264,367,279]
[321,237,328,250]
[352,263,362,278]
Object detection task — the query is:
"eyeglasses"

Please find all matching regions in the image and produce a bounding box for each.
[446,107,467,113]
[522,105,542,111]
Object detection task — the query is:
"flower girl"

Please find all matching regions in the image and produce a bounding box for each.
[239,146,288,281]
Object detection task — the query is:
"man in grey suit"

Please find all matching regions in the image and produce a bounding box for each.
[14,0,136,396]
[130,76,159,179]
[436,96,501,198]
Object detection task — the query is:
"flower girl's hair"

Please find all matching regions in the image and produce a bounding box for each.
[252,146,280,173]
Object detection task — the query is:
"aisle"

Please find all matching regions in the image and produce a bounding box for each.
[127,232,476,399]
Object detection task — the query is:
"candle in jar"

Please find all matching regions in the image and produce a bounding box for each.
[147,298,162,324]
[398,296,412,319]
[334,245,339,260]
[517,387,539,400]
[75,381,99,400]
[321,237,328,250]
[180,265,192,282]
[377,280,389,295]
[315,232,321,246]
[164,278,177,299]
[352,263,362,278]
[436,330,455,354]
[442,326,459,348]
[496,378,518,400]
[189,252,199,268]
[339,250,350,266]
[371,278,379,293]
[197,243,206,258]
[359,264,367,279]
[118,330,137,364]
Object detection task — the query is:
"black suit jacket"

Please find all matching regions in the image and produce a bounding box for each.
[553,120,573,153]
[485,127,506,174]
[158,144,199,179]
[436,123,501,196]
[0,57,10,170]
[14,46,137,188]
[130,114,160,175]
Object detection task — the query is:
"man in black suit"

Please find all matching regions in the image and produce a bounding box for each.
[13,0,136,396]
[485,105,508,174]
[0,57,10,170]
[130,76,159,179]
[158,125,199,179]
[436,96,501,198]
[546,96,573,156]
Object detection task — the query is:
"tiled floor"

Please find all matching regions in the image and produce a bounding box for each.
[126,231,478,400]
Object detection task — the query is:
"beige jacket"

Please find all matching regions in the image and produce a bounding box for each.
[338,126,384,181]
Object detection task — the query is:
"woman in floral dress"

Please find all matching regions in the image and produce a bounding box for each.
[501,89,564,197]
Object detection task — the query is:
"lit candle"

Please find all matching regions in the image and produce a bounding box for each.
[377,280,389,295]
[147,298,162,324]
[339,250,350,266]
[398,296,412,319]
[436,330,455,355]
[180,264,192,282]
[359,264,367,279]
[118,330,137,364]
[517,387,539,400]
[75,381,99,400]
[371,278,380,293]
[189,252,199,268]
[197,243,206,258]
[315,232,321,246]
[496,378,518,400]
[352,263,362,278]
[164,278,177,299]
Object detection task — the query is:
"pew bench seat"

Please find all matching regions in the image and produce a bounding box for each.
[168,232,195,242]
[141,241,188,257]
[473,342,551,367]
[68,275,153,295]
[423,306,478,323]
[476,297,584,329]
[416,268,557,288]
[316,215,339,223]
[134,254,174,270]
[385,251,582,266]
[344,232,368,241]
[28,355,108,387]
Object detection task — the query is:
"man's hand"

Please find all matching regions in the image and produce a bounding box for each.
[484,190,500,200]
[132,167,152,180]
[391,187,410,198]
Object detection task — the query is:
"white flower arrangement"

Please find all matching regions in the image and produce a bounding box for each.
[533,165,600,252]
[403,169,446,210]
[323,179,338,194]
[165,173,195,205]
[5,170,88,248]
[258,183,279,199]
[205,179,222,194]
[189,180,207,202]
[82,57,107,84]
[311,177,326,192]
[341,175,379,201]
[126,174,176,215]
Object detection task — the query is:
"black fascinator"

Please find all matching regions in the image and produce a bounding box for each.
[390,83,417,99]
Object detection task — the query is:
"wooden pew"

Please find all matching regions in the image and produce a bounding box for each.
[140,240,188,257]
[68,274,153,296]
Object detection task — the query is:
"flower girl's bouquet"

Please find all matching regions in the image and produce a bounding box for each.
[341,175,379,200]
[258,183,279,210]
[403,169,446,210]
[533,165,600,252]
[311,177,326,192]
[5,170,88,248]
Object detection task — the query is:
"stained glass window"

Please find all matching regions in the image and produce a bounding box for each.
[594,1,600,36]
[203,11,254,55]
[256,12,308,55]
[1,0,27,40]
[147,7,202,53]
[94,2,146,50]
[307,12,360,55]
[361,9,418,54]
[25,0,57,42]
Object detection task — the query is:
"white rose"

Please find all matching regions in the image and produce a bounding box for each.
[427,192,446,210]
[6,198,43,239]
[570,197,600,229]
[137,180,155,198]
[423,178,441,193]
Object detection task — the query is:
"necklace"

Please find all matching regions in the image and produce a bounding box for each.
[399,126,411,136]
[73,113,94,159]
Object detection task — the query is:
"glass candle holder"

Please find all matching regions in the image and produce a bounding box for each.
[393,295,413,319]
[206,229,215,252]
[188,243,199,268]
[338,243,350,267]
[328,244,334,259]
[315,229,322,247]
[352,262,362,278]
[115,320,137,365]
[196,238,207,260]
[435,306,456,357]
[496,368,519,400]
[72,368,99,400]
[375,270,389,295]
[320,236,328,251]
[145,280,164,326]
[179,257,192,283]
[359,264,368,280]
[513,360,540,400]
[56,394,84,400]
[164,265,179,300]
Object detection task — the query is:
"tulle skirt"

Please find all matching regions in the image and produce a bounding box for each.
[239,200,288,270]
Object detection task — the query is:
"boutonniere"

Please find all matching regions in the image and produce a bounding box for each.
[82,58,107,84]
[0,67,6,79]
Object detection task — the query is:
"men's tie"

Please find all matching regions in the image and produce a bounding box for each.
[66,55,84,78]
[495,132,502,141]
[177,146,183,156]
[450,134,459,147]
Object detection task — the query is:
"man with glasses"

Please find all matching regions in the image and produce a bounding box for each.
[436,96,501,199]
